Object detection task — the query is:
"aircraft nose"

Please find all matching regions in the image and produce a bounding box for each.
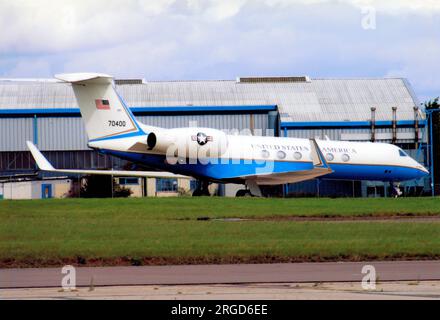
[414,164,429,177]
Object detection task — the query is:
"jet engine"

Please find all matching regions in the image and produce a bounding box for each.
[146,127,229,160]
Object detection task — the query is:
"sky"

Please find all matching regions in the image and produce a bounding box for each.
[0,0,439,102]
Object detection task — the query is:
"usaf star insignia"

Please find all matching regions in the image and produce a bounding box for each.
[192,132,213,146]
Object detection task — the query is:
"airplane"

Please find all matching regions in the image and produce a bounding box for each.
[26,72,429,197]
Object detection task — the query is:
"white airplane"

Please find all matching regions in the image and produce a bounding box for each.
[26,73,428,197]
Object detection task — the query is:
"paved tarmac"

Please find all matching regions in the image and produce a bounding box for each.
[2,281,440,300]
[1,260,439,289]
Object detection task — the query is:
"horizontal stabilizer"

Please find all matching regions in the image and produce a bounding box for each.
[26,141,189,179]
[27,141,55,171]
[55,73,113,84]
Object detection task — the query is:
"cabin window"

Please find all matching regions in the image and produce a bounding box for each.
[325,153,334,161]
[341,154,350,162]
[277,150,286,159]
[261,150,270,158]
[294,151,302,160]
[399,149,408,157]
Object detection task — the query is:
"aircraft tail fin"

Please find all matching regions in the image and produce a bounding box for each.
[55,73,144,141]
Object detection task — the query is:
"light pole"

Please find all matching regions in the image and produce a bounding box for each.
[426,108,439,197]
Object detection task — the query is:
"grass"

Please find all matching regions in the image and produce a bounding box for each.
[1,197,439,267]
[2,197,440,220]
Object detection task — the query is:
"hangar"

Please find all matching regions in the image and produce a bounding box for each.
[0,76,431,198]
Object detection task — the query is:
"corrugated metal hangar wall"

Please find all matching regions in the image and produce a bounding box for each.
[0,76,429,197]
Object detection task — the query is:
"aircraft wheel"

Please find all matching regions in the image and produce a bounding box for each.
[192,188,202,196]
[236,189,252,197]
[192,188,210,196]
[192,181,211,197]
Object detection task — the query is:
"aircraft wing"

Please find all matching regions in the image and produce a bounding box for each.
[248,167,331,185]
[26,141,190,179]
[245,139,333,185]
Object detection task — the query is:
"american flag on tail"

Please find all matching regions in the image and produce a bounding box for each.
[95,99,110,110]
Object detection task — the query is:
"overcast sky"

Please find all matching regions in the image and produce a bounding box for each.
[0,0,439,102]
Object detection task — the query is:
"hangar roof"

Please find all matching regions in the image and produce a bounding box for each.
[0,77,422,123]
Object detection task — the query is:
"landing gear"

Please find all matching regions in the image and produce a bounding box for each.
[236,181,263,197]
[192,180,211,196]
[236,189,252,197]
[246,180,262,197]
[390,182,403,198]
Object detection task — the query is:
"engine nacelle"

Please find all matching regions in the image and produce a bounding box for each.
[146,127,229,159]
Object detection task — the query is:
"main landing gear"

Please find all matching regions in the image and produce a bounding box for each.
[192,180,211,196]
[236,180,263,197]
[236,189,252,197]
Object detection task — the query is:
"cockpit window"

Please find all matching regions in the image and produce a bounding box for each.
[399,149,408,157]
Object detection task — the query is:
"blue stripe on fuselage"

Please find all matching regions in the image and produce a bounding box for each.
[89,130,146,143]
[101,150,426,182]
[326,163,427,181]
[101,150,314,180]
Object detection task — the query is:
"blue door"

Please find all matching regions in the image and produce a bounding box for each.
[41,184,52,199]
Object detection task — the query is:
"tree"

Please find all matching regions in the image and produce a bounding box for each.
[425,97,439,110]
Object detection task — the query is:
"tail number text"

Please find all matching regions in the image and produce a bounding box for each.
[108,120,126,127]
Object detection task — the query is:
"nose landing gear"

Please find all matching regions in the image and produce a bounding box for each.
[390,182,402,198]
